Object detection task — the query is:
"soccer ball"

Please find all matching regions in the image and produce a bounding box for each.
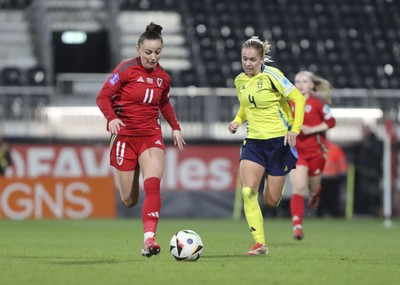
[169,230,203,261]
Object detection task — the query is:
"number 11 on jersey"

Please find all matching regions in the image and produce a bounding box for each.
[143,88,154,103]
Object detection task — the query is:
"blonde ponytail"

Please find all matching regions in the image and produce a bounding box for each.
[242,36,273,63]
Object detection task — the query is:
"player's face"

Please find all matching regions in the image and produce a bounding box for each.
[137,39,163,70]
[295,73,314,96]
[241,48,263,77]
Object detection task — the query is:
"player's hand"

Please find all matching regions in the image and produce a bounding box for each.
[228,121,239,134]
[172,130,186,151]
[284,131,298,146]
[109,118,126,134]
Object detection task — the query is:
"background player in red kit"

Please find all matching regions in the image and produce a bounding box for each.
[96,22,185,257]
[289,71,336,240]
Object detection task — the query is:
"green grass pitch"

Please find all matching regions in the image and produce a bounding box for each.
[1,218,399,285]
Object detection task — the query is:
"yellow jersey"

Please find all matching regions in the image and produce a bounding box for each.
[233,65,305,139]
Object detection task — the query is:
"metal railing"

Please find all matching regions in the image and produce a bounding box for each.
[1,79,398,143]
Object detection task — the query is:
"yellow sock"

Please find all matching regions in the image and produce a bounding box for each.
[242,187,265,245]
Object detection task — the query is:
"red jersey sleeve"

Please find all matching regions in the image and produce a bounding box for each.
[319,102,336,129]
[96,63,128,122]
[159,86,181,131]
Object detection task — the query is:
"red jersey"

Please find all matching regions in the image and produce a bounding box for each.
[291,93,335,153]
[96,57,181,136]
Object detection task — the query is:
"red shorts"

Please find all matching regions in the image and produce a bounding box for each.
[296,148,326,176]
[109,134,165,171]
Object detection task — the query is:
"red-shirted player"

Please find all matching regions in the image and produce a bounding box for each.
[289,71,336,240]
[96,22,185,257]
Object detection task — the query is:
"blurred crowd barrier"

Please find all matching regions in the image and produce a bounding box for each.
[1,80,397,144]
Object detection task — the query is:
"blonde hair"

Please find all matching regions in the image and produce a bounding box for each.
[242,36,272,63]
[296,71,332,104]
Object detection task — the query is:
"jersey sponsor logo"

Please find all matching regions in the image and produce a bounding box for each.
[146,77,153,84]
[108,73,119,86]
[157,78,163,87]
[116,141,125,166]
[137,76,144,82]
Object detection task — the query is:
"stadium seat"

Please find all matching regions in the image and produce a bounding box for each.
[26,67,47,86]
[1,67,23,86]
[180,0,400,88]
[2,0,398,90]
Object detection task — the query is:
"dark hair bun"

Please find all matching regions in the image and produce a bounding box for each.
[146,22,163,35]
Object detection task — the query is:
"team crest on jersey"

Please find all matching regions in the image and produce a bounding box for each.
[305,105,312,113]
[257,79,263,90]
[146,77,153,84]
[157,78,163,87]
[108,73,119,86]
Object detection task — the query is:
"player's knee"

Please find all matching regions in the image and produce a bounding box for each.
[264,190,282,208]
[122,198,136,208]
[121,192,138,208]
[292,186,306,195]
[265,198,280,209]
[130,198,139,207]
[122,199,135,208]
[242,187,257,200]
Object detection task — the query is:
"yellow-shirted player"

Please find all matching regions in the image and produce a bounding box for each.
[228,36,305,255]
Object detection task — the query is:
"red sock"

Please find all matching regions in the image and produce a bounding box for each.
[142,177,161,235]
[290,194,304,227]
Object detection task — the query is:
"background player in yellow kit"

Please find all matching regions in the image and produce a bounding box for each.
[228,36,305,255]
